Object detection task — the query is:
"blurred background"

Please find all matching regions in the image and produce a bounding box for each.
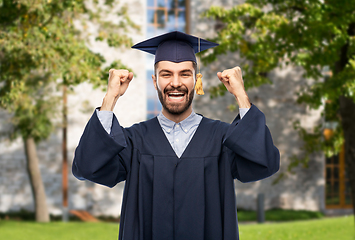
[0,0,354,239]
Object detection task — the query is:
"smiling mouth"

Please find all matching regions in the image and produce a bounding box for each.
[167,92,185,100]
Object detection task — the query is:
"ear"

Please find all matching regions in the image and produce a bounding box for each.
[152,75,157,90]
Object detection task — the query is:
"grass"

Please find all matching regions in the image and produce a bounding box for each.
[239,215,354,240]
[0,216,353,240]
[0,221,119,240]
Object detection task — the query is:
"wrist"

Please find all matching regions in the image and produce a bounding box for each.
[101,94,119,111]
[234,91,251,108]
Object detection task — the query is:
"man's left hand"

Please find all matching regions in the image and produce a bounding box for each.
[217,66,251,108]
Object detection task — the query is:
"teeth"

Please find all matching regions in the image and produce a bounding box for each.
[168,92,184,99]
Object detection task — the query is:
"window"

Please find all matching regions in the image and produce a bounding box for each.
[325,143,352,208]
[146,0,187,119]
[323,71,351,209]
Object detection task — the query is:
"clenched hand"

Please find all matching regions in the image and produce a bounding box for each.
[217,66,251,108]
[101,69,134,111]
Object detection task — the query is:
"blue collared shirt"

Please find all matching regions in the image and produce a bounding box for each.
[157,111,202,158]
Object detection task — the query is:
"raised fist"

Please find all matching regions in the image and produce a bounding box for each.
[107,69,134,98]
[100,69,134,111]
[217,66,251,108]
[217,66,244,96]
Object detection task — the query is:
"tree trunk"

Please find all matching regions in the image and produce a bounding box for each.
[339,96,355,217]
[24,137,50,222]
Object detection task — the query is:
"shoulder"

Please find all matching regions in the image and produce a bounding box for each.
[126,117,159,135]
[200,116,230,133]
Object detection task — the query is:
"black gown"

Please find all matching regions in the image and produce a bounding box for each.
[72,104,280,240]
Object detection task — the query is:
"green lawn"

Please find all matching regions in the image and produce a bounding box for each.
[0,221,119,240]
[0,216,353,240]
[239,215,354,240]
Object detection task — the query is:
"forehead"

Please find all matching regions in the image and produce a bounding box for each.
[156,61,194,72]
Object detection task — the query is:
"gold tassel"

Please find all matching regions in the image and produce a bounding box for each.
[195,73,204,95]
[195,37,204,95]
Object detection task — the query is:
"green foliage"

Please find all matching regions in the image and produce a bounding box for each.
[291,120,343,163]
[0,209,36,221]
[0,0,139,142]
[203,1,355,98]
[0,209,82,221]
[203,0,355,170]
[237,208,324,222]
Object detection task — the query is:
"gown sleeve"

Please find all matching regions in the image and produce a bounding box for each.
[72,109,130,188]
[223,104,280,183]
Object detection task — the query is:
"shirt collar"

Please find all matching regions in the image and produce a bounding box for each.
[157,110,202,134]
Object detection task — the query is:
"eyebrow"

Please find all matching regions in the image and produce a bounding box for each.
[158,69,193,74]
[180,69,193,74]
[159,69,173,74]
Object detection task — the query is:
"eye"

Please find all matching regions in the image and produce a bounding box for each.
[161,73,171,77]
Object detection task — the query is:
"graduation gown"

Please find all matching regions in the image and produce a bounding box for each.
[72,104,280,240]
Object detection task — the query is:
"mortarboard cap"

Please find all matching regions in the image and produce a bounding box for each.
[131,31,218,64]
[131,31,219,95]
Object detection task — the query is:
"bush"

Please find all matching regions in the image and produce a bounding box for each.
[0,210,81,222]
[237,208,324,222]
[0,209,35,221]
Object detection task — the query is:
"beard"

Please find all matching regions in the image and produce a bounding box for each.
[157,85,194,116]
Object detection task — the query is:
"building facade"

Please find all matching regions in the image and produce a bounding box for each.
[0,0,351,217]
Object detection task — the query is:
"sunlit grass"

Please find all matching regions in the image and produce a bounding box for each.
[0,215,353,240]
[0,221,119,240]
[239,215,354,240]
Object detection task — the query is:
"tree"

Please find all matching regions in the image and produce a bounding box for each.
[203,0,355,214]
[0,0,138,222]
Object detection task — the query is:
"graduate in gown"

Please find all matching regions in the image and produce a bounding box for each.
[72,31,280,240]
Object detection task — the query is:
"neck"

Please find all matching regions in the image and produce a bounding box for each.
[161,107,193,123]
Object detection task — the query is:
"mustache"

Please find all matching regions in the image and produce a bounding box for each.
[164,86,188,94]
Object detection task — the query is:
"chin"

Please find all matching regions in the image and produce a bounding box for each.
[166,104,190,115]
[158,88,194,116]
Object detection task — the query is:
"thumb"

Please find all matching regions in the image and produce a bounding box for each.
[217,72,223,81]
[128,72,134,81]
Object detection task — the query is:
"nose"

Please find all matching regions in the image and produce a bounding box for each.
[170,74,182,88]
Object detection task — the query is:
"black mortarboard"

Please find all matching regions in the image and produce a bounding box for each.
[131,31,219,95]
[131,31,218,64]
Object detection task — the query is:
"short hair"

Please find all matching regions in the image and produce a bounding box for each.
[154,61,198,77]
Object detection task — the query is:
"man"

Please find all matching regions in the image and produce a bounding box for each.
[72,31,280,240]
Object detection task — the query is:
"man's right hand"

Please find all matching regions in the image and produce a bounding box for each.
[101,69,134,111]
